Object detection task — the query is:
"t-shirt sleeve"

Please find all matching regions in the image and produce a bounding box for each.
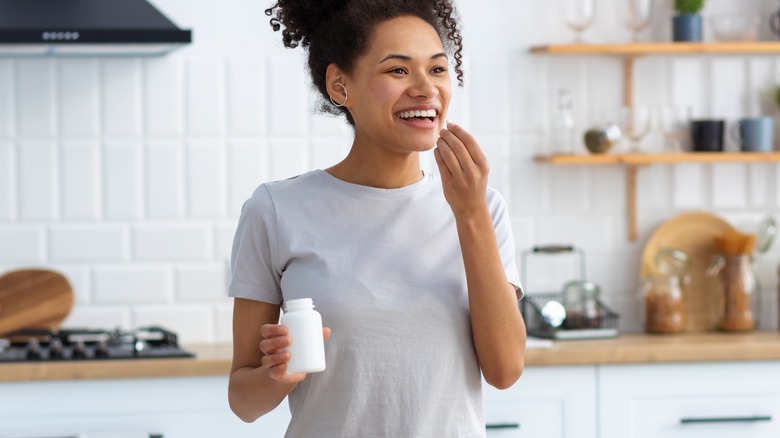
[487,188,524,300]
[228,185,283,304]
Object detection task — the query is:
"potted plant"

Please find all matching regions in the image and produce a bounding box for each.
[673,0,706,42]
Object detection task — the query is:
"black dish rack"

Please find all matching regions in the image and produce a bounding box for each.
[520,245,620,340]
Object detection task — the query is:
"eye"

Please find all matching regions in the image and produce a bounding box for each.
[387,67,408,75]
[431,66,447,74]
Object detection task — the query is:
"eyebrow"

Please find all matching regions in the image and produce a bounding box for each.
[378,52,448,64]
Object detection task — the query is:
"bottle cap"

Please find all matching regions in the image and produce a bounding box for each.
[285,298,314,312]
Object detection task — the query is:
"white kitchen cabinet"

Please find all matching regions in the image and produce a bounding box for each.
[598,360,780,438]
[483,365,597,438]
[0,376,287,438]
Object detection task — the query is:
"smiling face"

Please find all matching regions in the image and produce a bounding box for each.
[338,15,452,156]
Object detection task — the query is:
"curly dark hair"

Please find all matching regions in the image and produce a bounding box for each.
[264,0,464,125]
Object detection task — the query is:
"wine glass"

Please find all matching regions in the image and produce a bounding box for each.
[621,0,654,42]
[619,106,652,153]
[659,105,692,152]
[560,0,596,44]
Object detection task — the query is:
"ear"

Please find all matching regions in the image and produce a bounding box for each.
[325,63,350,108]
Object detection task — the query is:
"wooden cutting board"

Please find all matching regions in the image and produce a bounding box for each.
[0,269,74,336]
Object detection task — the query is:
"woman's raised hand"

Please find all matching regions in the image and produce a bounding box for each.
[433,122,490,218]
[259,324,331,384]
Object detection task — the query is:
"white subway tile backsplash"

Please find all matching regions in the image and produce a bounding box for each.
[132,304,214,344]
[143,57,184,137]
[93,264,173,304]
[175,263,228,302]
[469,54,511,133]
[58,59,100,138]
[670,58,707,119]
[61,306,132,331]
[227,57,265,136]
[2,1,779,344]
[309,137,350,174]
[0,141,14,221]
[101,58,142,137]
[133,223,211,261]
[0,225,45,263]
[60,141,100,220]
[103,141,143,219]
[186,59,225,137]
[214,222,237,260]
[269,138,308,181]
[227,140,265,216]
[267,55,308,135]
[711,58,747,126]
[214,302,233,344]
[748,163,772,209]
[18,141,58,220]
[0,60,14,137]
[16,59,56,138]
[535,216,614,253]
[672,163,706,208]
[588,165,626,214]
[711,163,748,209]
[186,140,226,218]
[145,140,185,219]
[49,224,129,262]
[50,264,90,305]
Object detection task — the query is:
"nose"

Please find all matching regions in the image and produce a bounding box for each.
[408,72,438,99]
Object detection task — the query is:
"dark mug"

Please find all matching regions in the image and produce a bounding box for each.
[690,120,724,152]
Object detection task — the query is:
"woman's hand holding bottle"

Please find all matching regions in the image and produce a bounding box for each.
[259,324,331,384]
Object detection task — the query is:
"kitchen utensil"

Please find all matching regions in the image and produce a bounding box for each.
[641,212,736,331]
[0,269,74,336]
[756,216,777,254]
[540,300,566,328]
[584,124,621,154]
[621,0,654,42]
[710,15,760,42]
[560,0,596,43]
[521,245,619,339]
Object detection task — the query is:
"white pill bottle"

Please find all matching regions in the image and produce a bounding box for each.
[280,298,326,374]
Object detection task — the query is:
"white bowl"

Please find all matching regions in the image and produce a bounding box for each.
[710,15,761,42]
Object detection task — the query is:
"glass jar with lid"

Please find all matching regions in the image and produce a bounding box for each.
[562,280,602,329]
[640,273,686,334]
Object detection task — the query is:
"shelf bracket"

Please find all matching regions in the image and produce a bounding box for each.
[627,165,639,241]
[623,56,635,108]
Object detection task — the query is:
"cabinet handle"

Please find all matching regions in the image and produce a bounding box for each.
[680,415,772,424]
[486,422,521,429]
[532,245,574,254]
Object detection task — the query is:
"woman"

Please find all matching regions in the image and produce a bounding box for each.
[227,0,526,436]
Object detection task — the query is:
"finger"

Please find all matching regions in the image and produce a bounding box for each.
[323,327,332,340]
[446,122,488,167]
[438,129,474,172]
[260,323,288,339]
[433,147,452,178]
[259,335,291,355]
[261,350,291,369]
[436,135,464,172]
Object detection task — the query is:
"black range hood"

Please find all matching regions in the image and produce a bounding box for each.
[0,0,192,56]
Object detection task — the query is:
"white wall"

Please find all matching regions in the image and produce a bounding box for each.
[1,0,779,343]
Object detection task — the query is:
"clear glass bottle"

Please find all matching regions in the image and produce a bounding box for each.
[280,298,326,374]
[551,89,576,154]
[641,274,685,334]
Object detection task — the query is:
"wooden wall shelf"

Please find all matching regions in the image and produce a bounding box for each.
[530,42,780,56]
[530,42,780,241]
[534,152,780,165]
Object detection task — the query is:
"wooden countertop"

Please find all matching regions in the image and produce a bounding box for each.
[2,332,780,382]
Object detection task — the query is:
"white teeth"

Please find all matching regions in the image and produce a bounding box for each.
[398,109,437,119]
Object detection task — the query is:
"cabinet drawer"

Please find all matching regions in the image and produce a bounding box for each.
[630,395,780,438]
[485,400,562,437]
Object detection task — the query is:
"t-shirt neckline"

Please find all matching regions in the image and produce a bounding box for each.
[314,168,433,197]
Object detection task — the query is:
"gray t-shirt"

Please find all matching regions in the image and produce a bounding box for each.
[229,169,521,438]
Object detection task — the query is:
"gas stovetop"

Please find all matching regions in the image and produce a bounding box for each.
[0,326,194,362]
